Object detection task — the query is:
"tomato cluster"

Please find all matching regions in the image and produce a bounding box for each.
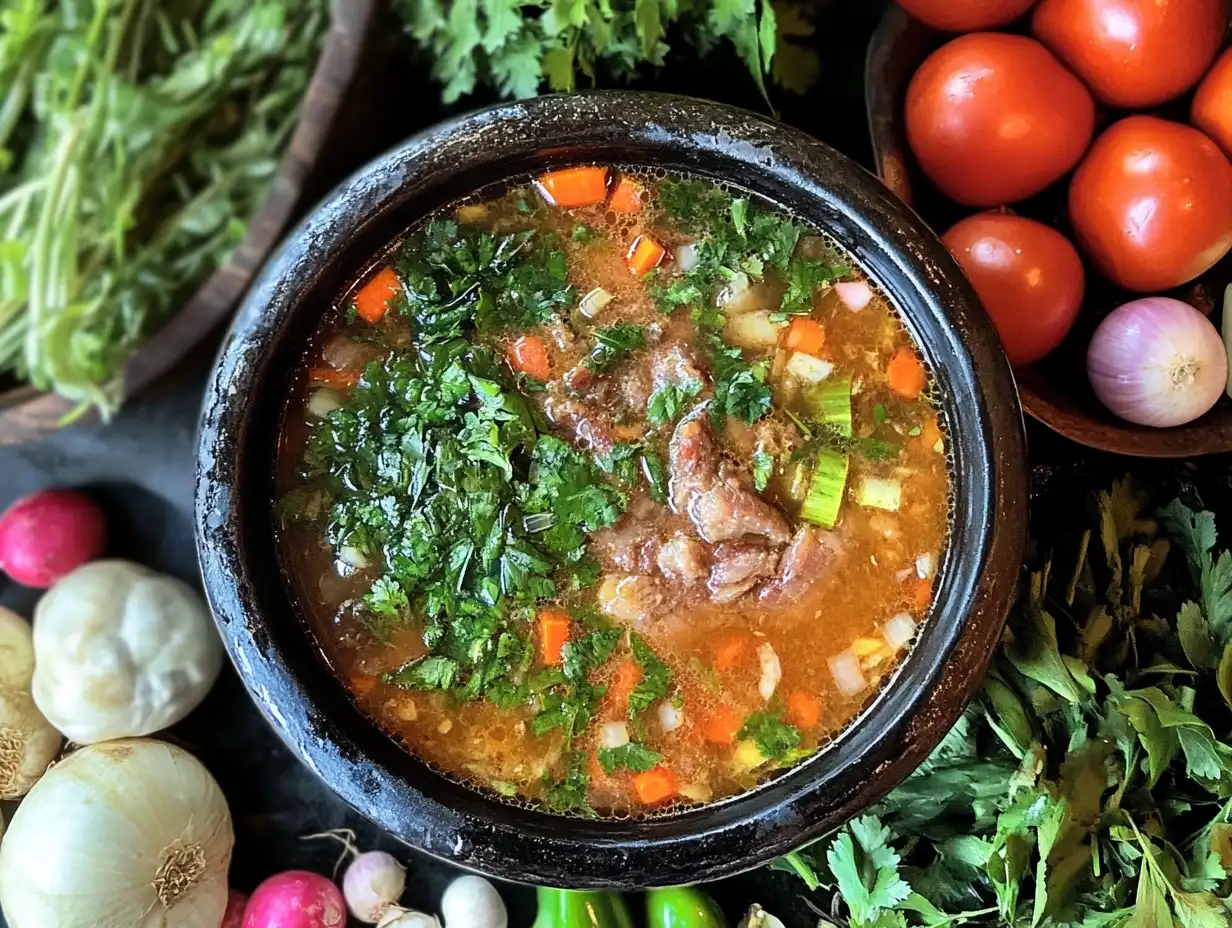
[900,0,1232,368]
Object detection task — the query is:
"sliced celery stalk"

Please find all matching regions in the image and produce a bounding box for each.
[800,450,849,528]
[806,375,852,437]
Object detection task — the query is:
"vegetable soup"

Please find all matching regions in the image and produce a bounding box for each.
[274,167,951,817]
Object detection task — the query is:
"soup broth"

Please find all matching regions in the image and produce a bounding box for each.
[275,168,951,817]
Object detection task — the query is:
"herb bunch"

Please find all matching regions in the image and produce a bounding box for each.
[395,0,827,104]
[0,0,328,414]
[780,480,1232,927]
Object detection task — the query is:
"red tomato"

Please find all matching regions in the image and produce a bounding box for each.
[1193,48,1232,160]
[1069,116,1232,292]
[1032,0,1228,108]
[905,34,1095,207]
[896,0,1038,31]
[944,213,1085,366]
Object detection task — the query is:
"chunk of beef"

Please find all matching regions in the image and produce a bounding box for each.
[668,406,791,546]
[598,574,674,624]
[542,389,614,454]
[759,526,843,607]
[656,533,709,585]
[651,344,704,391]
[708,544,781,604]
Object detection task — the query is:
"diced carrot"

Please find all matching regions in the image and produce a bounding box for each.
[887,347,926,399]
[786,691,821,729]
[783,317,826,357]
[703,704,743,745]
[917,415,943,453]
[308,366,359,389]
[713,632,752,672]
[609,177,643,213]
[354,267,401,324]
[538,610,572,665]
[350,674,378,697]
[606,659,643,708]
[632,766,678,804]
[508,335,551,381]
[907,576,934,609]
[536,167,610,209]
[626,234,666,277]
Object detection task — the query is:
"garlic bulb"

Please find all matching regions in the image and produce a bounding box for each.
[0,607,61,798]
[0,738,233,928]
[31,560,223,743]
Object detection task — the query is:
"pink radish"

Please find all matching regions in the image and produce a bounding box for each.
[242,871,346,928]
[223,890,250,928]
[0,489,105,588]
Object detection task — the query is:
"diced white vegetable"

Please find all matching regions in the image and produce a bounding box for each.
[757,642,781,702]
[725,311,784,350]
[307,389,343,419]
[717,272,751,306]
[600,721,630,750]
[733,740,768,771]
[856,476,902,512]
[338,544,369,571]
[834,280,873,311]
[828,649,867,696]
[579,287,614,319]
[882,613,918,650]
[657,701,684,733]
[321,335,367,370]
[784,352,834,384]
[916,552,936,580]
[679,781,713,803]
[675,242,701,271]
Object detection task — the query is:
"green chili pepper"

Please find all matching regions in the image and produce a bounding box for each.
[646,886,727,928]
[532,887,635,928]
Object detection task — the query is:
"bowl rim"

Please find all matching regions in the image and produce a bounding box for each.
[195,90,1028,888]
[863,4,1232,459]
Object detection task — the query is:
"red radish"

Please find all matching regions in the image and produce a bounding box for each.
[242,871,346,928]
[223,890,250,928]
[0,489,105,588]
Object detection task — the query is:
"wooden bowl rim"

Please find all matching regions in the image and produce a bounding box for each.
[864,4,1232,459]
[0,0,376,445]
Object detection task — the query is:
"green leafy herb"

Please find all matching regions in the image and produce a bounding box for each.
[704,333,772,427]
[586,324,645,372]
[385,655,459,690]
[739,706,806,764]
[752,450,774,492]
[826,816,914,926]
[647,377,703,428]
[628,634,672,728]
[542,751,594,816]
[597,741,663,775]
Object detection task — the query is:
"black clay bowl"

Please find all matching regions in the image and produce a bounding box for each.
[195,92,1028,888]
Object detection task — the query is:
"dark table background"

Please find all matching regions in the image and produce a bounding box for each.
[0,1,1204,924]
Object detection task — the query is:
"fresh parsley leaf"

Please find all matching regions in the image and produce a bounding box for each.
[385,655,460,690]
[597,741,663,775]
[752,450,774,492]
[826,815,913,926]
[647,377,703,427]
[586,324,645,372]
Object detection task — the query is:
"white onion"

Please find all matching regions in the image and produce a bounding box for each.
[343,850,407,923]
[675,242,701,271]
[882,613,918,650]
[579,287,614,318]
[440,875,506,928]
[785,353,834,383]
[828,649,867,696]
[916,552,935,580]
[757,642,781,702]
[834,280,873,311]
[657,701,684,732]
[1088,297,1227,427]
[599,721,630,749]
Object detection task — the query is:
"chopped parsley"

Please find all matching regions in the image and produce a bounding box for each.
[597,742,663,775]
[628,633,672,732]
[739,706,809,765]
[586,324,645,372]
[704,332,772,427]
[647,377,703,428]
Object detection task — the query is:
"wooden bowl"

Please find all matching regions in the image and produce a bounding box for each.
[866,5,1232,458]
[0,0,377,447]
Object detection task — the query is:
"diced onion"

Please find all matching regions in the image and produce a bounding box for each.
[785,353,834,384]
[882,613,918,650]
[828,650,867,696]
[657,702,683,733]
[679,781,713,803]
[856,476,902,512]
[916,552,935,580]
[338,545,369,571]
[600,721,629,749]
[307,389,343,419]
[834,280,873,311]
[726,311,785,350]
[579,287,614,319]
[675,243,701,271]
[757,642,781,702]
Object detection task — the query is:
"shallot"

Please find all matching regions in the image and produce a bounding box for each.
[440,875,507,928]
[1088,297,1227,427]
[343,851,406,923]
[242,871,345,928]
[0,489,105,588]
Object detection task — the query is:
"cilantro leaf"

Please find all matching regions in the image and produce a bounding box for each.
[704,333,772,427]
[628,634,672,726]
[385,655,459,690]
[541,751,594,817]
[738,706,805,763]
[597,741,662,775]
[586,324,645,372]
[647,377,703,428]
[826,815,913,926]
